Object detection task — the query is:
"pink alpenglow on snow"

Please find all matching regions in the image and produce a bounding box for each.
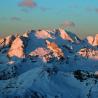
[87,36,94,45]
[93,34,98,46]
[46,40,64,59]
[59,29,73,42]
[35,30,52,39]
[29,47,52,62]
[8,36,25,58]
[87,34,98,46]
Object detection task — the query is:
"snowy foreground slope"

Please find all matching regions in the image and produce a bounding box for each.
[1,29,98,98]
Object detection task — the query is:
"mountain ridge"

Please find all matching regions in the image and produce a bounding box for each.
[0,29,98,98]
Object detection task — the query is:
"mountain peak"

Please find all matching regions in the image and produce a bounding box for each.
[1,29,98,98]
[86,34,98,46]
[59,29,73,42]
[8,36,25,58]
[35,30,52,39]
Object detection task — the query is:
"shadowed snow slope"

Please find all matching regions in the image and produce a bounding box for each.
[0,29,98,98]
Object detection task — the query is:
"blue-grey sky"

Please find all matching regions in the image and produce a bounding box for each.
[0,0,98,37]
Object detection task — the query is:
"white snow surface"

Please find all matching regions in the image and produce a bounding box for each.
[0,29,98,98]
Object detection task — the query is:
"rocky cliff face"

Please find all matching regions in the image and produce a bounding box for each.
[46,40,64,59]
[0,37,5,49]
[78,48,98,59]
[87,36,94,45]
[86,34,98,46]
[5,35,15,46]
[59,29,73,42]
[93,34,98,46]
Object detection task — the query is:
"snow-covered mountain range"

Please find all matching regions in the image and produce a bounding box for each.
[0,29,98,98]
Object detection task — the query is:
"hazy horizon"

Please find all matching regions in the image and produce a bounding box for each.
[0,0,98,37]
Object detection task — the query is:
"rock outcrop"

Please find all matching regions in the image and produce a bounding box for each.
[78,48,98,59]
[93,34,98,46]
[0,38,5,49]
[59,29,73,42]
[23,32,29,38]
[86,36,94,45]
[46,40,64,59]
[87,34,98,46]
[5,35,15,46]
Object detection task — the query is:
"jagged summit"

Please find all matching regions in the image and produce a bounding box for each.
[35,30,52,39]
[0,29,98,60]
[8,36,25,58]
[1,29,98,98]
[86,34,98,46]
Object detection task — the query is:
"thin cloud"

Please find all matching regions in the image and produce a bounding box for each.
[95,8,98,13]
[61,21,75,28]
[11,17,22,21]
[18,0,37,8]
[86,7,98,13]
[18,0,51,12]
